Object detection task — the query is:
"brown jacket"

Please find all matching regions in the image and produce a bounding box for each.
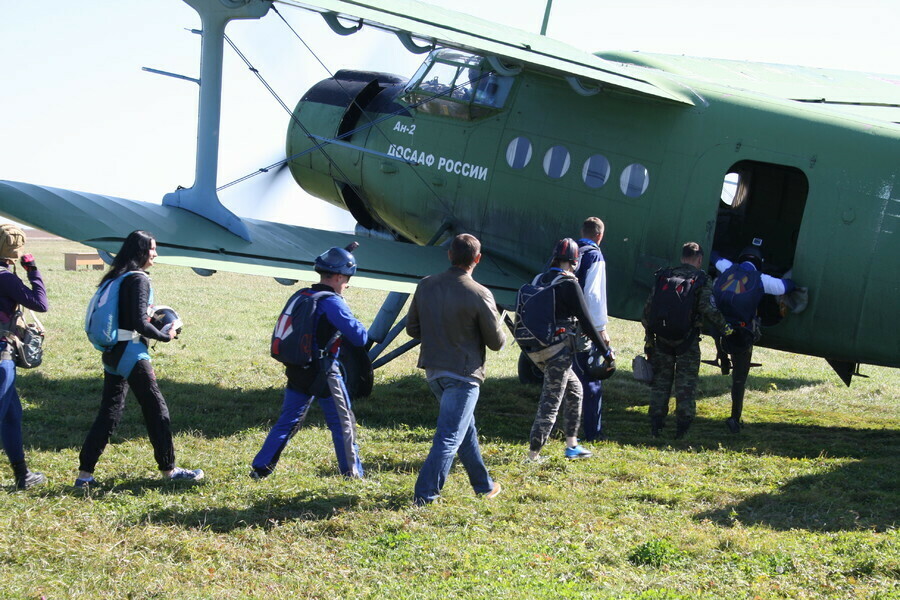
[407,266,506,384]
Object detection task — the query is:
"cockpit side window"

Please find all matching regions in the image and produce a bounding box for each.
[405,49,514,120]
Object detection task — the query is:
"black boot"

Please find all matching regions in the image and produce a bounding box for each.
[675,419,692,440]
[650,416,665,438]
[11,460,46,490]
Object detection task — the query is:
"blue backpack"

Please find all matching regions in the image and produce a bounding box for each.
[713,263,764,328]
[271,288,336,366]
[513,272,572,348]
[85,271,148,351]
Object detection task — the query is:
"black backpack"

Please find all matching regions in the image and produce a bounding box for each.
[270,289,335,366]
[647,268,706,341]
[514,272,571,348]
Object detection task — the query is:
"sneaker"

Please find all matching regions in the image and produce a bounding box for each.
[15,470,47,490]
[650,417,665,438]
[725,417,742,434]
[675,420,692,440]
[73,476,96,489]
[564,444,593,460]
[524,454,546,464]
[248,469,268,481]
[168,467,204,481]
[484,482,502,499]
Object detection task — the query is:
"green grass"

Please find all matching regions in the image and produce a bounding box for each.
[1,239,897,599]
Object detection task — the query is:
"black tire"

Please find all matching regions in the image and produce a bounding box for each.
[338,344,374,398]
[517,351,544,385]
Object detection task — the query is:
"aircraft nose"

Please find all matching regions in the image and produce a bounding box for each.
[286,70,409,212]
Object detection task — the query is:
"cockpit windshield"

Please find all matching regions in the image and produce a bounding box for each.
[405,49,514,120]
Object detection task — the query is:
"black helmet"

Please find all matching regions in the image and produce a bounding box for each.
[585,344,616,381]
[551,238,579,266]
[314,246,357,276]
[738,245,763,269]
[150,306,183,338]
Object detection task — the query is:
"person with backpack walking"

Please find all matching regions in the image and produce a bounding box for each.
[406,234,505,505]
[519,238,613,463]
[711,245,796,433]
[573,217,611,441]
[642,242,732,439]
[0,225,48,489]
[76,230,203,488]
[252,245,368,479]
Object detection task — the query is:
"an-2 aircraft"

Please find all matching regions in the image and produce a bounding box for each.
[0,0,898,391]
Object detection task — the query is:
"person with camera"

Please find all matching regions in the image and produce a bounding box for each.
[75,230,203,488]
[0,225,48,489]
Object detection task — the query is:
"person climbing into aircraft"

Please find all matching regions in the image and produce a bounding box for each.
[0,225,48,489]
[573,217,611,441]
[252,244,368,479]
[518,238,613,462]
[76,230,204,488]
[711,244,796,433]
[642,242,733,439]
[406,234,505,505]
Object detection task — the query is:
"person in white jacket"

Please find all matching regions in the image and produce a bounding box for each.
[573,217,611,441]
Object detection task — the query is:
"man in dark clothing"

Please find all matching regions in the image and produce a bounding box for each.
[712,245,796,433]
[525,238,612,462]
[642,242,731,439]
[407,234,505,505]
[0,225,48,489]
[252,246,368,479]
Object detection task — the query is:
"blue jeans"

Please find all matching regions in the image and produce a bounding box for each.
[414,377,494,504]
[0,359,24,464]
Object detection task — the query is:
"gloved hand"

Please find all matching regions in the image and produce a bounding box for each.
[20,254,36,272]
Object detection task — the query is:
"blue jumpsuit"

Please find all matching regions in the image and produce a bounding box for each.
[253,284,368,478]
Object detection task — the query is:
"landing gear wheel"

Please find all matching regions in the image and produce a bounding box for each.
[338,344,374,398]
[517,351,544,385]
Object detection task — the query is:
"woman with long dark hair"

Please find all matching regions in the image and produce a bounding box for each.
[75,230,203,487]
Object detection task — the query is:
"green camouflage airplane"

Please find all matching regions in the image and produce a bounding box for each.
[0,0,897,388]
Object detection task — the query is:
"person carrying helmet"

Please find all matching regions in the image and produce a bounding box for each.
[75,230,203,488]
[711,244,796,433]
[0,225,49,489]
[525,238,612,462]
[406,234,505,504]
[642,242,733,439]
[251,244,368,479]
[572,217,611,441]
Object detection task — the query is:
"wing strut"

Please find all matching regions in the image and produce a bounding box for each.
[161,0,271,242]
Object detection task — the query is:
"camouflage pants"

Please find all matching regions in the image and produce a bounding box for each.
[648,339,701,423]
[529,350,583,452]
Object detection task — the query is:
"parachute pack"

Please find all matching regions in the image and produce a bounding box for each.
[271,288,336,366]
[513,272,571,349]
[712,263,765,328]
[84,271,147,351]
[646,268,706,341]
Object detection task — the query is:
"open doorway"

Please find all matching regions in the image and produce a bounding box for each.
[713,160,808,276]
[712,160,809,326]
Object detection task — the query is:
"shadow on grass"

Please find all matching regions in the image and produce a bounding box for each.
[143,490,409,532]
[694,454,899,532]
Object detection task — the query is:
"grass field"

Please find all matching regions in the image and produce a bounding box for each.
[1,238,897,599]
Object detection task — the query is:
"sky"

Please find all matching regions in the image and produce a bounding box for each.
[1,0,897,232]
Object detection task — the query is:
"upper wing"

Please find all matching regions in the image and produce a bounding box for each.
[598,52,900,126]
[0,180,528,304]
[274,0,696,105]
